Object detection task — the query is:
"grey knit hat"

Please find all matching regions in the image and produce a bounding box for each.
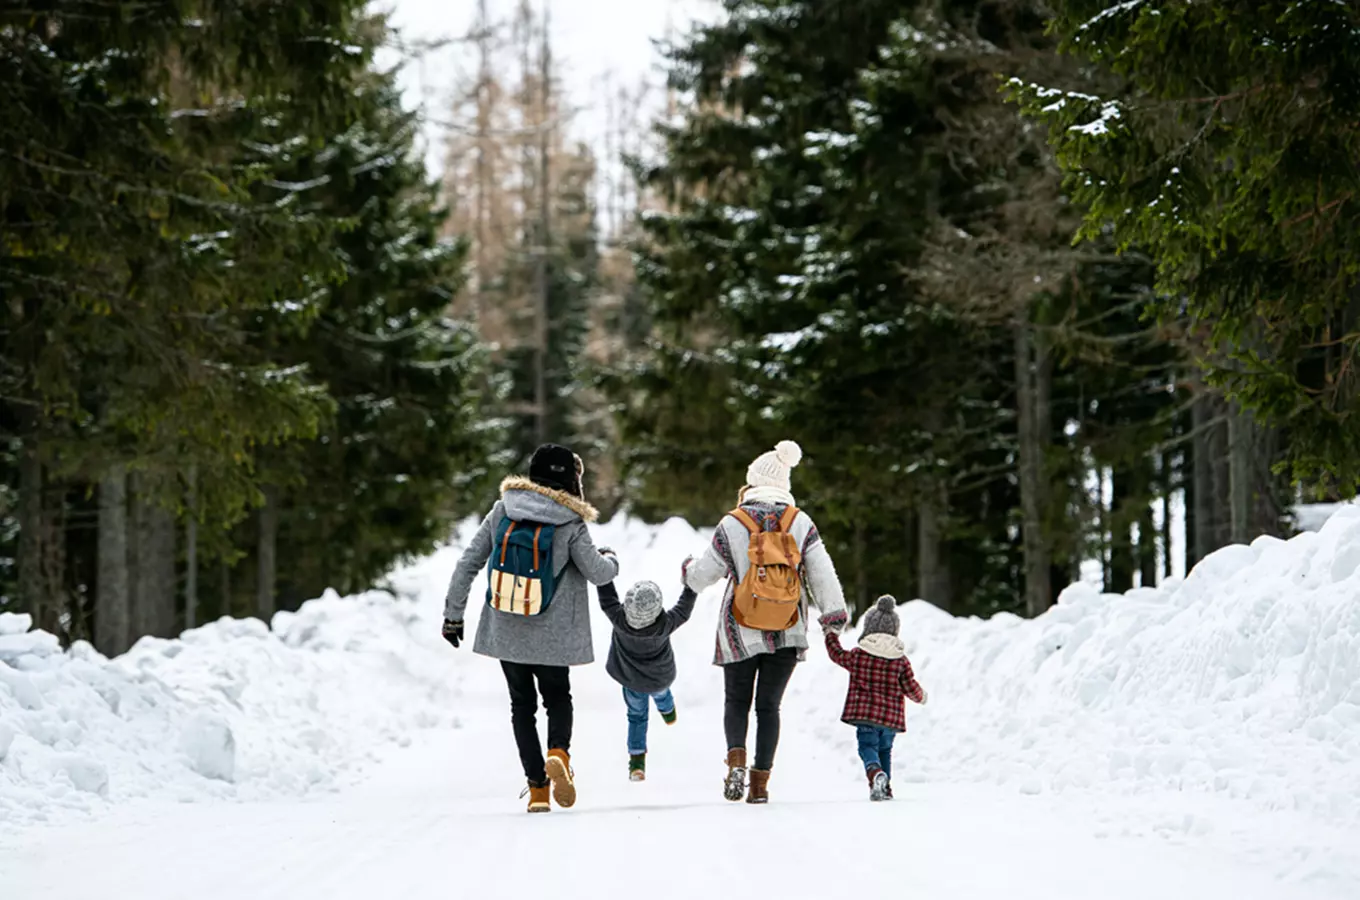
[861,595,900,638]
[624,581,665,629]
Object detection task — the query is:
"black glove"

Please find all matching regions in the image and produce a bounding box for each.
[442,619,464,648]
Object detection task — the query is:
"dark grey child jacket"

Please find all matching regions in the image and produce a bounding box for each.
[596,583,697,694]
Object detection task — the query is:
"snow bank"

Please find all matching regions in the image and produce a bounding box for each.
[5,498,1359,846]
[800,505,1360,829]
[0,589,458,828]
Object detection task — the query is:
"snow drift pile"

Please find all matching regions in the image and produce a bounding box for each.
[800,506,1360,828]
[3,502,1359,836]
[0,589,458,828]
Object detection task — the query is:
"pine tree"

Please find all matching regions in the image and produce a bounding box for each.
[617,0,1190,616]
[1012,0,1360,493]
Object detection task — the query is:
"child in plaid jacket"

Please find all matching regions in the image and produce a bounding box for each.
[825,595,927,801]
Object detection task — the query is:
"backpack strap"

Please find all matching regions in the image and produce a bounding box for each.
[776,505,799,533]
[531,525,543,572]
[729,507,760,535]
[499,521,517,565]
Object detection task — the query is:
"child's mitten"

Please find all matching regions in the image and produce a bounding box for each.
[819,610,849,634]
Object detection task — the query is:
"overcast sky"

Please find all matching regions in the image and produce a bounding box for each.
[376,0,720,177]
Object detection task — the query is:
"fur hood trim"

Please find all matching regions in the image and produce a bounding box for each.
[500,475,600,523]
[858,632,905,660]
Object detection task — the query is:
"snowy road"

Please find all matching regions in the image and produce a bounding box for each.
[6,515,1360,899]
[2,655,1349,900]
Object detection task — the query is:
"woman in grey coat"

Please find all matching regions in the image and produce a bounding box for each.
[442,443,619,813]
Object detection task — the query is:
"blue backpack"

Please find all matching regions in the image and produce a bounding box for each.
[485,517,558,615]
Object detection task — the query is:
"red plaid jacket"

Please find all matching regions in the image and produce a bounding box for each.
[825,632,925,733]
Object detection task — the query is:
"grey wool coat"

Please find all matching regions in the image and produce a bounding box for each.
[444,476,619,667]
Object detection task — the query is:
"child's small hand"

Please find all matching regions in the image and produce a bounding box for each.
[920,689,929,705]
[681,555,695,583]
[819,610,849,634]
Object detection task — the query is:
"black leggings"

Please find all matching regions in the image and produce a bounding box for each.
[501,661,572,785]
[723,648,798,771]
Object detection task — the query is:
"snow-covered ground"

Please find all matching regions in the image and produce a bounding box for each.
[3,510,1359,898]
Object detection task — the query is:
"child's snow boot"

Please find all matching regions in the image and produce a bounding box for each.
[523,780,550,813]
[723,748,747,802]
[746,768,771,804]
[545,748,576,808]
[884,782,894,801]
[629,754,646,782]
[867,766,889,802]
[661,706,677,726]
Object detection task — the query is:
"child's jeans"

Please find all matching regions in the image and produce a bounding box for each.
[623,687,675,754]
[855,724,897,779]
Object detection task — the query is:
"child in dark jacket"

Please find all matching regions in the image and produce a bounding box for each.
[825,595,927,801]
[595,554,697,781]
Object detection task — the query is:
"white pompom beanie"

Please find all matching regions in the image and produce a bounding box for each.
[745,440,803,493]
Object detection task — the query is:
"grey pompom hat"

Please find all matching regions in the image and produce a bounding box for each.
[624,580,665,629]
[861,595,900,638]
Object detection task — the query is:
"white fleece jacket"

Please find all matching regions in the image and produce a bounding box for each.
[685,501,848,666]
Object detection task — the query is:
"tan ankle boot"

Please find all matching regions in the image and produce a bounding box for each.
[545,748,576,808]
[747,768,770,804]
[524,781,550,813]
[723,748,747,802]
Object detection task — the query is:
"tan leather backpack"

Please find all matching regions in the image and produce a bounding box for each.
[729,506,803,631]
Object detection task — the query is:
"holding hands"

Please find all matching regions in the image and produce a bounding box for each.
[819,610,849,634]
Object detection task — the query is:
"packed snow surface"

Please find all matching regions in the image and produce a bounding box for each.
[3,508,1360,897]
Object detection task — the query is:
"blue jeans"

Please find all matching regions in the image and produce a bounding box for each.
[856,725,897,779]
[623,687,675,754]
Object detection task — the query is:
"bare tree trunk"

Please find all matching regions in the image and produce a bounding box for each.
[917,483,952,613]
[1014,314,1051,617]
[1107,466,1134,593]
[185,465,198,630]
[39,485,66,637]
[256,485,279,623]
[533,0,552,445]
[1190,380,1215,565]
[220,559,232,620]
[17,437,45,624]
[1138,484,1157,588]
[130,476,177,640]
[1160,451,1174,580]
[472,0,491,326]
[1208,395,1232,549]
[1227,401,1252,544]
[852,517,867,615]
[1251,420,1285,537]
[96,468,131,656]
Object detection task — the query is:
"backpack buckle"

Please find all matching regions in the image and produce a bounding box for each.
[756,566,767,580]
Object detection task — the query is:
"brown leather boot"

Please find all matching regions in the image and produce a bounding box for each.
[747,768,771,804]
[524,781,550,813]
[723,748,747,802]
[545,748,576,809]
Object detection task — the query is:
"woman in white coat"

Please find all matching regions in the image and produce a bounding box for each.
[683,440,849,804]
